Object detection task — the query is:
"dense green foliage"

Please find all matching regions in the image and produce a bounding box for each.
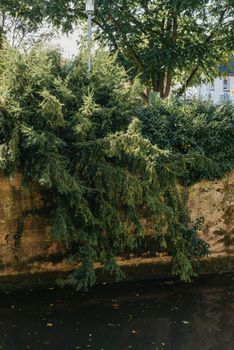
[0,1,56,49]
[0,45,160,288]
[139,95,234,185]
[0,1,43,48]
[92,0,234,97]
[2,45,233,290]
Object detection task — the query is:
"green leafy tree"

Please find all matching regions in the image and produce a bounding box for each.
[0,0,54,49]
[2,1,233,97]
[92,0,234,98]
[0,0,82,48]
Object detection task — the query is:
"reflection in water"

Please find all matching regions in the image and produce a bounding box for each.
[0,274,233,350]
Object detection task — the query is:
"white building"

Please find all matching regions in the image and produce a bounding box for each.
[195,59,234,104]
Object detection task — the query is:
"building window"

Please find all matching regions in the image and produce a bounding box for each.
[220,93,230,102]
[209,83,215,91]
[223,78,230,91]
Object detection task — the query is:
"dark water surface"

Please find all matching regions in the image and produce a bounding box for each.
[0,274,233,350]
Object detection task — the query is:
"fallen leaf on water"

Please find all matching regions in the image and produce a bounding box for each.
[182,320,189,324]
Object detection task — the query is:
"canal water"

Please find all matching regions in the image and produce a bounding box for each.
[0,273,233,350]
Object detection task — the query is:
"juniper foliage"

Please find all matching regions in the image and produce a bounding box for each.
[0,45,219,289]
[139,95,234,185]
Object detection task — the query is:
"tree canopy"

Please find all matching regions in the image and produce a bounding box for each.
[93,0,234,97]
[0,0,234,97]
[0,0,54,48]
[2,1,233,97]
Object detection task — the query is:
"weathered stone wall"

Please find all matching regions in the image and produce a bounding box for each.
[188,172,234,257]
[0,174,64,276]
[0,172,233,287]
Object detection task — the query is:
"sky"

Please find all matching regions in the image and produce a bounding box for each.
[52,31,80,57]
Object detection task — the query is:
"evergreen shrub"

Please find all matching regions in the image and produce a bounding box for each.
[1,45,232,289]
[139,95,234,185]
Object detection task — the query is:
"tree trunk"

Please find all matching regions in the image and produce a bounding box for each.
[0,27,4,50]
[177,66,199,97]
[163,70,173,98]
